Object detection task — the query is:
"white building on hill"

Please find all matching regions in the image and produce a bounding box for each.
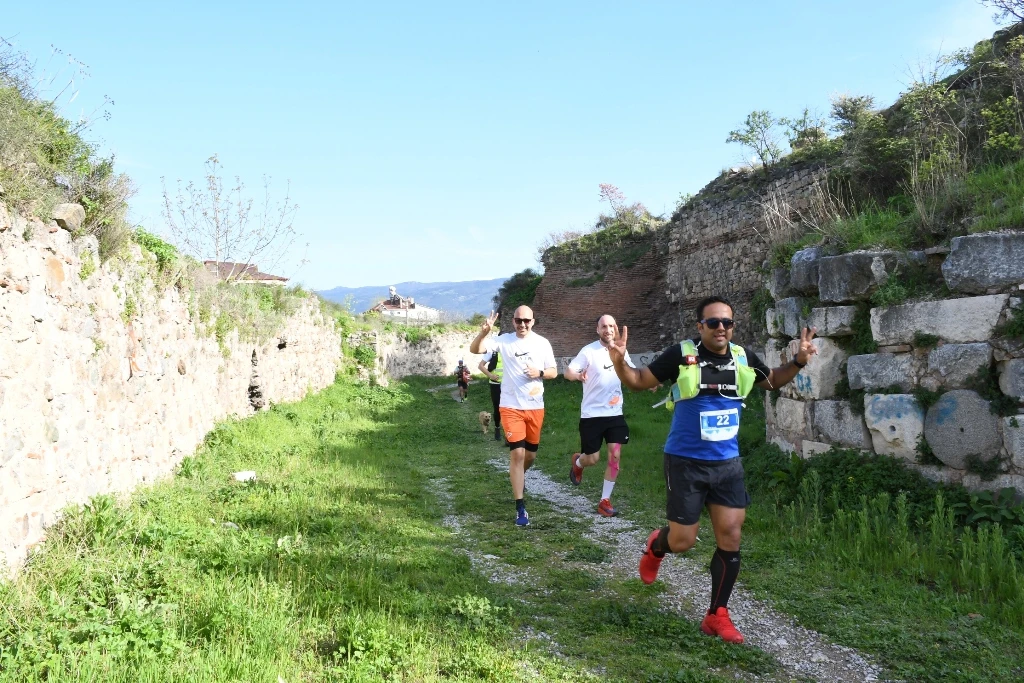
[366,286,440,323]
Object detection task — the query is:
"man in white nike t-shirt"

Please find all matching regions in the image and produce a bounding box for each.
[470,305,557,527]
[564,314,634,517]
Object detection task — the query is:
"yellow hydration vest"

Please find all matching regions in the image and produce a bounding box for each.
[488,350,503,384]
[665,339,757,411]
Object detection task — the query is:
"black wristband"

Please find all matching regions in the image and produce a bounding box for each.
[792,356,806,369]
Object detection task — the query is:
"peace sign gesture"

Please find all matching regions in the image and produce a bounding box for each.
[480,310,499,335]
[608,325,628,366]
[795,326,818,365]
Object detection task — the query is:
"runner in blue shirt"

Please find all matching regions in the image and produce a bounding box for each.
[609,295,818,644]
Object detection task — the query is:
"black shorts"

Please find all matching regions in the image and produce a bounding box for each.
[457,379,468,389]
[664,454,750,525]
[578,415,629,455]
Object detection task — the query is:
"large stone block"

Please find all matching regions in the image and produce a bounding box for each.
[789,247,822,295]
[999,358,1024,399]
[764,338,795,367]
[870,295,1009,345]
[805,306,857,337]
[847,353,917,391]
[775,397,809,437]
[942,231,1024,294]
[766,308,781,338]
[927,343,992,390]
[924,390,1002,469]
[818,250,921,303]
[864,394,924,461]
[802,440,832,458]
[961,473,1024,497]
[813,400,872,449]
[784,338,847,400]
[774,297,810,338]
[52,204,85,232]
[767,267,795,300]
[1004,416,1024,470]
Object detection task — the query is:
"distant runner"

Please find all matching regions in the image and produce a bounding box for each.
[455,360,471,402]
[610,295,817,644]
[563,314,634,517]
[470,305,557,526]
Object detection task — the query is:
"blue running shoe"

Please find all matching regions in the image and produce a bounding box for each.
[515,509,530,526]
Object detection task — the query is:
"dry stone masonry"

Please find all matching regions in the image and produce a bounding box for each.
[0,201,341,571]
[764,231,1024,494]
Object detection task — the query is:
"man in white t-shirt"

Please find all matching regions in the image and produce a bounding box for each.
[564,314,634,517]
[470,305,557,527]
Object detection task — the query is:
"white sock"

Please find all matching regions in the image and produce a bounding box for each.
[602,479,615,501]
[575,457,582,468]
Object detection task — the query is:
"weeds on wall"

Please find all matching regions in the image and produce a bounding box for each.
[748,29,1024,270]
[966,364,1020,416]
[996,303,1024,340]
[0,39,133,260]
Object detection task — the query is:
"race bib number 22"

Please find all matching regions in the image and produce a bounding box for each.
[699,408,739,441]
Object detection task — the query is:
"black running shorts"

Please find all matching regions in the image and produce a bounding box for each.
[664,454,750,525]
[579,415,629,455]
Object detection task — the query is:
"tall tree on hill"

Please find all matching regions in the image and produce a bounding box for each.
[980,0,1024,23]
[492,269,542,315]
[161,155,300,280]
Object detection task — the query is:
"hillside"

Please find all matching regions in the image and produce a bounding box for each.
[318,277,507,317]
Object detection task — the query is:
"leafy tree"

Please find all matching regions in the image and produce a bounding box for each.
[492,269,542,314]
[726,110,784,176]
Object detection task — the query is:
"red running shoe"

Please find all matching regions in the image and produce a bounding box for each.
[639,529,664,584]
[569,455,584,485]
[701,607,744,644]
[597,498,618,517]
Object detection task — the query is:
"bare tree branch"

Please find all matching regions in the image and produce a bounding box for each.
[161,155,300,280]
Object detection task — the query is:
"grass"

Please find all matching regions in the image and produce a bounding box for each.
[3,375,1022,681]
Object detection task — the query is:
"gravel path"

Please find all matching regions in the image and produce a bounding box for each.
[500,458,884,683]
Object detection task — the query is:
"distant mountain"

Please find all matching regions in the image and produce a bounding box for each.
[317,278,508,318]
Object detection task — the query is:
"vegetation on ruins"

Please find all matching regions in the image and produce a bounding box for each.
[737,23,1024,273]
[491,267,542,313]
[0,38,133,259]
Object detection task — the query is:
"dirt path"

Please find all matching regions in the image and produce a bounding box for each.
[429,451,885,682]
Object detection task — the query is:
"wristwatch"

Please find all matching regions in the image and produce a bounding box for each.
[792,356,806,369]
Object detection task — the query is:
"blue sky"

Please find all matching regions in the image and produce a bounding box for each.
[3,0,1003,289]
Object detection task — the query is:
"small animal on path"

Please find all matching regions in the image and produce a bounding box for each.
[478,411,492,433]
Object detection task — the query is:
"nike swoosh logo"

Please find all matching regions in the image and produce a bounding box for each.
[603,364,613,370]
[514,352,528,357]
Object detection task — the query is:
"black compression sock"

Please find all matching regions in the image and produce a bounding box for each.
[709,547,741,612]
[515,498,525,513]
[652,526,671,557]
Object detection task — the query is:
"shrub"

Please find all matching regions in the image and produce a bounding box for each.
[492,269,542,313]
[0,42,133,261]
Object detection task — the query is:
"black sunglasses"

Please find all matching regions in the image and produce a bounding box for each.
[514,317,533,325]
[701,317,735,330]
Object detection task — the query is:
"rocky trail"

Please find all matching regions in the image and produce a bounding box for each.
[428,447,885,682]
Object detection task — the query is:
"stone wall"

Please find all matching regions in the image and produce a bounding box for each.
[764,232,1024,495]
[531,164,824,358]
[0,202,342,571]
[347,329,481,380]
[531,236,671,357]
[665,164,824,346]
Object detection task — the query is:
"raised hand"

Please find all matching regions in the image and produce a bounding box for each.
[796,326,819,365]
[608,325,628,365]
[481,310,498,335]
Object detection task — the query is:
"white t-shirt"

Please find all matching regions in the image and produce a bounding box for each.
[481,332,557,409]
[568,340,635,418]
